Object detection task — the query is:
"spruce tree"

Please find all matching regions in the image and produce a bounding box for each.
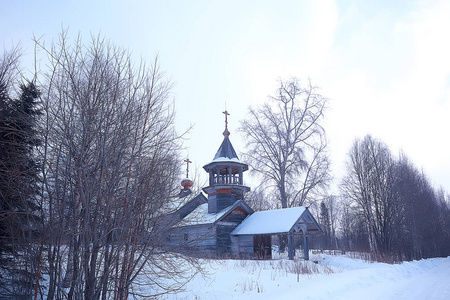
[319,201,331,249]
[0,80,42,297]
[0,80,14,266]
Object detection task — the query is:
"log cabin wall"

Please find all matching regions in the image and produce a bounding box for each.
[232,235,254,258]
[216,206,251,256]
[207,191,239,214]
[168,224,217,255]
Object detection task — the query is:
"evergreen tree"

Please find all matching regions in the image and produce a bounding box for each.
[0,80,14,266]
[0,80,42,297]
[319,201,331,249]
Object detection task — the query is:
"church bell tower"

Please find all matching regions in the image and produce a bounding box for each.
[203,111,250,213]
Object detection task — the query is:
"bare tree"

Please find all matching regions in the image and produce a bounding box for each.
[240,78,330,209]
[392,155,447,260]
[0,45,22,91]
[340,135,397,255]
[338,196,358,251]
[339,136,450,261]
[244,186,274,212]
[35,31,196,299]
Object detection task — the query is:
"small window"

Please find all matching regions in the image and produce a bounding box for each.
[184,233,189,241]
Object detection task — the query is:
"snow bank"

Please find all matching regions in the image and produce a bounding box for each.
[161,254,450,300]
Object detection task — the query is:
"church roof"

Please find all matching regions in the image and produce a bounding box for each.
[213,135,239,161]
[204,134,248,169]
[203,111,248,169]
[162,191,204,213]
[231,207,322,235]
[172,203,229,227]
[173,200,253,228]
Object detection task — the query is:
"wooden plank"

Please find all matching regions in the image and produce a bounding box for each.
[237,235,254,258]
[288,232,294,260]
[222,206,249,224]
[168,224,216,248]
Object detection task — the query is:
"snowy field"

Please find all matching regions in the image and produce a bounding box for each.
[161,253,450,300]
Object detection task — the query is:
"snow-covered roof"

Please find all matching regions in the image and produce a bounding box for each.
[213,135,239,161]
[231,207,307,235]
[204,134,248,168]
[209,156,245,164]
[162,191,203,213]
[173,199,254,228]
[173,203,231,227]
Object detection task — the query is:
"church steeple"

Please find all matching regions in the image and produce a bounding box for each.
[203,111,250,213]
[212,110,239,161]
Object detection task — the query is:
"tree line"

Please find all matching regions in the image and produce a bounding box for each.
[0,33,198,299]
[339,135,450,261]
[240,78,450,261]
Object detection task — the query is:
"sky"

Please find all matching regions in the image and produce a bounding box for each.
[2,0,450,194]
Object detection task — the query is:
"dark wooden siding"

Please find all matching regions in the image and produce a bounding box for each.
[216,206,251,256]
[216,225,233,255]
[207,192,239,213]
[168,224,217,255]
[235,235,253,258]
[167,204,255,258]
[221,206,249,224]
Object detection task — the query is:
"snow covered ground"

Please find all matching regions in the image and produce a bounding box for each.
[162,253,450,300]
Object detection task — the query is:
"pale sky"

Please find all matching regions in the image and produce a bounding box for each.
[2,0,450,193]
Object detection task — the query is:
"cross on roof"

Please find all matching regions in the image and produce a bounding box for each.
[223,110,230,130]
[222,110,231,136]
[184,158,192,178]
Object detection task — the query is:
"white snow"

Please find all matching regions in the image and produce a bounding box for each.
[208,156,245,164]
[232,207,307,235]
[174,203,231,227]
[160,253,450,300]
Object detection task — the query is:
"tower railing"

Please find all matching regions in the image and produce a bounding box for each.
[212,174,243,185]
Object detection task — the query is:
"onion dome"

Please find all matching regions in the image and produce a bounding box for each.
[181,178,193,188]
[179,158,194,197]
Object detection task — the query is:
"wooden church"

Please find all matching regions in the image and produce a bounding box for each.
[165,112,322,260]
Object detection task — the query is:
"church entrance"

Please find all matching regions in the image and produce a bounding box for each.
[253,235,272,259]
